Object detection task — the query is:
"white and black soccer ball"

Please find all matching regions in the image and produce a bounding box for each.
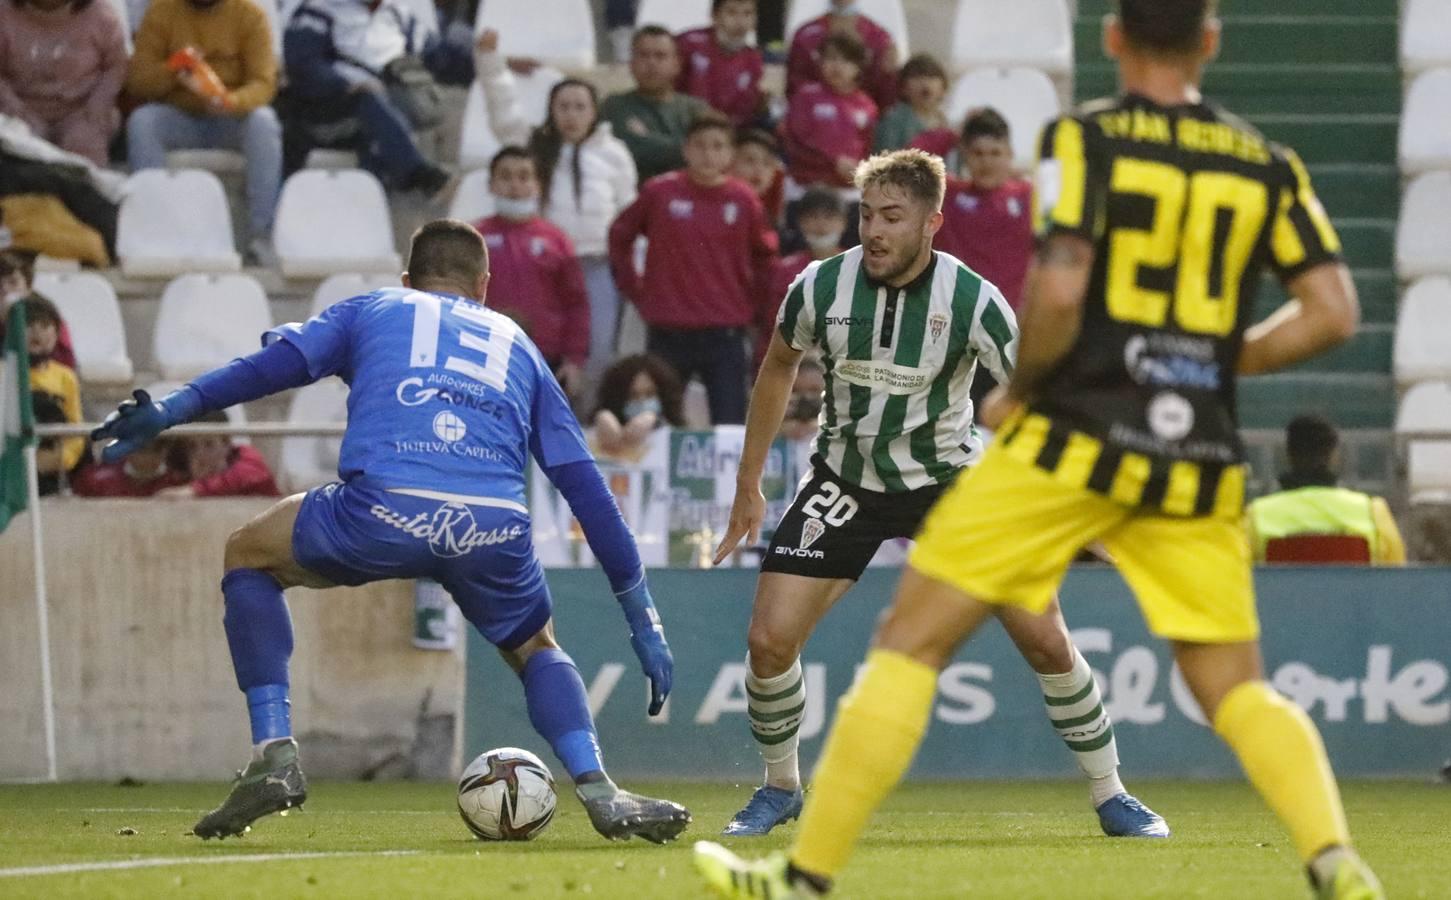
[456,747,557,841]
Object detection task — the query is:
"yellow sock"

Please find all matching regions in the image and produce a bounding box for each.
[792,649,937,880]
[1213,680,1350,861]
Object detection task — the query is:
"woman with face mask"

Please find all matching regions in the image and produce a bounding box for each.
[591,353,685,461]
[474,29,638,407]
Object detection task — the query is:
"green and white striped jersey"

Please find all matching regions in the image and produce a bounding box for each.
[776,247,1018,492]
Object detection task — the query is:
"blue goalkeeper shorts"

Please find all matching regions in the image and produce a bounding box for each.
[292,479,552,650]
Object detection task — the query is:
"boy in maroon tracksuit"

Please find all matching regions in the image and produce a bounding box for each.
[473,147,591,398]
[608,113,779,425]
[786,0,898,111]
[757,187,846,369]
[782,32,876,191]
[676,0,764,127]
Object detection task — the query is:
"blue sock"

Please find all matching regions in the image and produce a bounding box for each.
[520,649,605,781]
[222,568,294,745]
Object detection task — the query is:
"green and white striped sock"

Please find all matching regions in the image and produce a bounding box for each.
[746,655,807,791]
[1039,649,1125,808]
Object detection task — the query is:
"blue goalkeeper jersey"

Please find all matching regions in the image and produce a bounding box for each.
[265,287,591,507]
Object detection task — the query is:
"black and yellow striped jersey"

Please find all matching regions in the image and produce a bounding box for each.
[1011,92,1343,518]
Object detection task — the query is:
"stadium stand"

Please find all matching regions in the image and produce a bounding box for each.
[279,377,349,492]
[1394,278,1451,387]
[1399,68,1451,175]
[949,0,1071,76]
[164,149,246,176]
[446,168,497,223]
[1395,172,1451,280]
[31,272,134,386]
[1397,381,1451,504]
[472,0,597,71]
[457,67,566,172]
[944,67,1059,170]
[635,0,713,33]
[787,0,911,57]
[272,169,402,278]
[116,169,242,277]
[1400,0,1451,76]
[151,273,272,380]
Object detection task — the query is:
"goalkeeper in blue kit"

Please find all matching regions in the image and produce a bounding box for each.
[92,220,691,843]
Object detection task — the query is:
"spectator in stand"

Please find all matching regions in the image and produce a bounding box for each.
[604,0,637,63]
[124,0,281,263]
[675,0,764,128]
[779,355,824,443]
[475,29,638,401]
[592,352,685,461]
[608,113,778,425]
[732,127,785,229]
[786,0,897,111]
[1247,415,1407,565]
[73,436,189,496]
[472,147,590,400]
[1,249,75,369]
[22,295,85,487]
[934,107,1033,311]
[30,392,72,495]
[600,25,711,184]
[758,187,845,365]
[155,410,280,498]
[0,0,129,166]
[280,0,456,199]
[874,53,952,154]
[781,32,876,193]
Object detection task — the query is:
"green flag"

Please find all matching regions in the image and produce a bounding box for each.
[1,302,34,533]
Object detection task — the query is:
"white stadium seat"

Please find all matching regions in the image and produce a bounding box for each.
[164,149,245,174]
[304,148,361,170]
[1401,0,1451,76]
[152,273,273,380]
[280,377,349,492]
[1397,381,1451,504]
[949,0,1071,75]
[1399,68,1451,175]
[786,0,909,57]
[309,272,399,317]
[1394,278,1451,386]
[637,0,712,33]
[273,169,401,278]
[458,67,565,171]
[31,273,134,385]
[474,0,595,70]
[117,169,241,277]
[946,67,1061,171]
[1395,172,1451,280]
[447,168,497,223]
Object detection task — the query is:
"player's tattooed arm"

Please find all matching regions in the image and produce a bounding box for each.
[1007,234,1095,404]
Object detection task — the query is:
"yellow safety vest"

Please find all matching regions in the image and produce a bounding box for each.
[1248,486,1402,564]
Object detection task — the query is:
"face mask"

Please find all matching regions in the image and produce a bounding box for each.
[805,230,843,254]
[786,393,822,422]
[831,1,860,16]
[494,196,540,220]
[623,397,662,421]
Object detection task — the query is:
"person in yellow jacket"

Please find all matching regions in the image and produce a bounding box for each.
[23,295,85,487]
[1248,415,1406,565]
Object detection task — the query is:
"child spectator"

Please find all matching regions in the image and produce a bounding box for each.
[473,147,590,399]
[125,0,281,263]
[1,249,75,369]
[30,391,72,495]
[786,0,897,111]
[779,355,824,443]
[156,410,280,498]
[732,127,785,228]
[675,0,764,128]
[608,113,778,425]
[758,187,846,366]
[0,0,129,166]
[874,54,952,153]
[781,32,876,192]
[22,295,84,485]
[600,25,712,183]
[476,31,638,401]
[935,107,1033,310]
[72,436,189,496]
[592,353,685,461]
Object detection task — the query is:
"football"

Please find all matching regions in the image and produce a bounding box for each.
[456,747,558,841]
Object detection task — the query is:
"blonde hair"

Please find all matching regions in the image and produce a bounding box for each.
[853,149,946,212]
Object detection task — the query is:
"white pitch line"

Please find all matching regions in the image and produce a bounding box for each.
[0,850,424,879]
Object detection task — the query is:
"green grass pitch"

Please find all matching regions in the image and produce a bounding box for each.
[1,781,1447,898]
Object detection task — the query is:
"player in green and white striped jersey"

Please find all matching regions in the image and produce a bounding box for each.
[711,150,1167,841]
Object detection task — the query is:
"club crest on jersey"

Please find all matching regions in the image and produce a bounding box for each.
[800,517,825,550]
[723,202,739,224]
[669,198,694,219]
[929,313,948,342]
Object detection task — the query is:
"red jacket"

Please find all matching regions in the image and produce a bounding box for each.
[675,27,764,126]
[608,172,779,330]
[782,82,877,188]
[475,215,590,365]
[190,445,280,497]
[72,461,188,497]
[935,176,1034,309]
[787,13,898,112]
[757,250,814,365]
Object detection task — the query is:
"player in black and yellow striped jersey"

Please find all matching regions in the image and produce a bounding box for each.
[693,2,1385,899]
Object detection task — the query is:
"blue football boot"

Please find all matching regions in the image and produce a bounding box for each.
[1097,792,1170,838]
[722,785,805,837]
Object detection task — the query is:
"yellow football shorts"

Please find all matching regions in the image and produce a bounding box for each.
[909,442,1260,643]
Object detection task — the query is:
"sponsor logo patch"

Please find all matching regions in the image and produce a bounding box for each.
[370,501,526,558]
